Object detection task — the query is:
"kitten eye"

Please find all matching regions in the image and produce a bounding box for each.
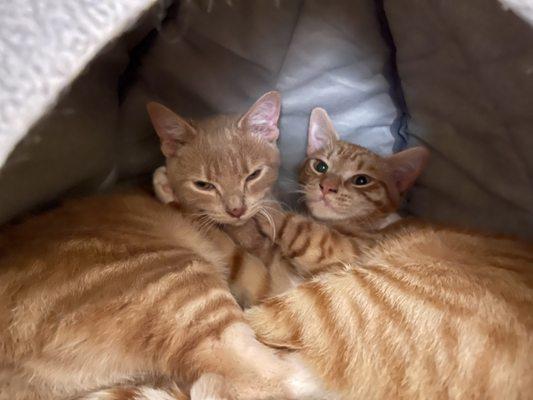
[314,160,328,174]
[194,181,215,190]
[246,168,262,182]
[352,174,372,186]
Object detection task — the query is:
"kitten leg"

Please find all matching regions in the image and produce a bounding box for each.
[201,225,271,306]
[153,166,175,204]
[257,211,367,275]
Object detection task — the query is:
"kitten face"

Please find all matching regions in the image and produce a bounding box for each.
[299,108,429,223]
[147,92,281,225]
[300,142,397,221]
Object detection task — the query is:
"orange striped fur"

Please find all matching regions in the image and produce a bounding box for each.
[246,109,532,398]
[247,221,533,399]
[0,91,325,400]
[152,108,426,304]
[0,194,322,400]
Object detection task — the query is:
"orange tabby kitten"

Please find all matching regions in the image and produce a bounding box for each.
[149,92,305,303]
[246,110,533,399]
[0,94,324,400]
[247,220,533,399]
[147,91,287,307]
[257,107,430,275]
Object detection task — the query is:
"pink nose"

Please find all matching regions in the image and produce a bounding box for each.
[319,181,338,196]
[227,206,247,218]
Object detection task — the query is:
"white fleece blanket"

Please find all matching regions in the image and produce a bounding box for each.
[0,0,157,167]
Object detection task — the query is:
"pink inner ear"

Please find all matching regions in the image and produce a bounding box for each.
[388,147,430,193]
[307,131,330,155]
[249,100,279,126]
[160,136,178,158]
[146,102,195,157]
[247,100,280,140]
[307,108,338,155]
[250,123,279,142]
[239,92,281,142]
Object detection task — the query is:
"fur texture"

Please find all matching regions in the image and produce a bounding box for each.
[0,193,322,400]
[247,219,533,399]
[152,108,424,303]
[245,109,533,398]
[0,92,324,400]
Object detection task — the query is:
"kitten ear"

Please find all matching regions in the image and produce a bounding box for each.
[307,108,339,156]
[238,91,281,143]
[386,146,430,193]
[146,102,196,157]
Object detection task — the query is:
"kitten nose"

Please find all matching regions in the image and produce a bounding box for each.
[319,181,338,195]
[227,206,247,218]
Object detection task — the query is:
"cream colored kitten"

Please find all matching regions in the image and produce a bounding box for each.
[0,93,325,400]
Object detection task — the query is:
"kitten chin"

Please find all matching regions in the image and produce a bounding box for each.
[306,200,348,221]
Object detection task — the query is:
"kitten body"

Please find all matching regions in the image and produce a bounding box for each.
[246,109,533,399]
[148,106,533,399]
[0,94,325,399]
[247,220,533,399]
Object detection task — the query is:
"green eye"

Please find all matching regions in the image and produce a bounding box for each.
[352,174,372,186]
[194,181,215,190]
[314,160,328,173]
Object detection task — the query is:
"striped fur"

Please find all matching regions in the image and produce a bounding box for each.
[260,211,375,276]
[0,89,323,400]
[152,132,421,303]
[247,222,533,399]
[300,108,428,230]
[0,194,323,400]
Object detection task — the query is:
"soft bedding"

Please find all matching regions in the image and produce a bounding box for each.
[0,0,532,240]
[117,0,400,206]
[0,0,161,223]
[386,0,533,238]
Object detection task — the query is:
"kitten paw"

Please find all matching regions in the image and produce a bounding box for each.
[153,166,175,204]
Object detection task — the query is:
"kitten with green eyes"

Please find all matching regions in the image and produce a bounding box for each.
[153,107,429,301]
[254,107,429,277]
[299,108,428,232]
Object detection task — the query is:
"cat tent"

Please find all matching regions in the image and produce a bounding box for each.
[1,0,532,239]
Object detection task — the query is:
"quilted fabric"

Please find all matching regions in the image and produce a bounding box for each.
[0,0,158,168]
[117,0,400,206]
[386,0,533,238]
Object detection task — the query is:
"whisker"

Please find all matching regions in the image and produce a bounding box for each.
[258,208,276,242]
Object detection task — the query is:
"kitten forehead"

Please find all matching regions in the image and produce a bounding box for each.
[315,141,386,178]
[170,114,278,181]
